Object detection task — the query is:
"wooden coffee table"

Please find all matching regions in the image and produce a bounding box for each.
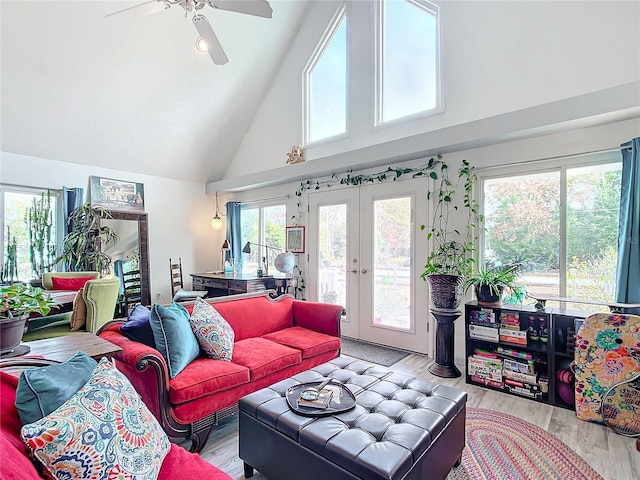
[1,333,122,363]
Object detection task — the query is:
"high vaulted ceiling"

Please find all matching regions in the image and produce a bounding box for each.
[0,0,310,183]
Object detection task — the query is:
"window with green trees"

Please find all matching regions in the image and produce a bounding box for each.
[483,160,621,311]
[240,204,286,274]
[1,188,59,282]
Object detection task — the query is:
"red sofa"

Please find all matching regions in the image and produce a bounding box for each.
[99,292,345,452]
[0,363,231,480]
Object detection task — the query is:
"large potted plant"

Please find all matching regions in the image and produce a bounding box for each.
[463,262,525,304]
[420,159,482,311]
[55,203,118,275]
[0,283,58,355]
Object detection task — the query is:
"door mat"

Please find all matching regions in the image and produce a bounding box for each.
[340,337,411,367]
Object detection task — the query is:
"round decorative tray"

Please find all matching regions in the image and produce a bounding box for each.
[286,380,357,417]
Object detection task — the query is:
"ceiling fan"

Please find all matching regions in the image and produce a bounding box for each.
[106,0,273,65]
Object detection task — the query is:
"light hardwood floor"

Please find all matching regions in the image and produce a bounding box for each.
[199,354,640,480]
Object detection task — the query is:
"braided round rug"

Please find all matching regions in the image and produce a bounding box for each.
[447,408,603,480]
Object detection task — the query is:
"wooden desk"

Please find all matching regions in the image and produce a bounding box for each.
[190,272,298,298]
[8,333,122,363]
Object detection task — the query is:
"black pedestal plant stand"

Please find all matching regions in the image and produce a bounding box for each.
[428,309,462,378]
[427,274,463,378]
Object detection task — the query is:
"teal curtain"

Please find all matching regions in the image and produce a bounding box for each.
[59,187,84,272]
[62,187,83,236]
[226,202,242,272]
[113,260,125,295]
[615,137,640,314]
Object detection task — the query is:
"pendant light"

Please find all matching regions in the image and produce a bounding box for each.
[210,192,224,230]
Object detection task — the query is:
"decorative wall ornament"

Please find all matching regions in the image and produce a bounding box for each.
[286,145,305,165]
[286,226,305,254]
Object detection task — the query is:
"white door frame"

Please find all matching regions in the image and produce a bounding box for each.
[307,179,432,355]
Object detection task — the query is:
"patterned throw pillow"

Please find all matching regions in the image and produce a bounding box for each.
[189,297,235,361]
[21,358,170,480]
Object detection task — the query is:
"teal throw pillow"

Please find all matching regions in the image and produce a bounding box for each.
[15,351,97,425]
[21,358,170,480]
[150,302,200,378]
[189,297,235,361]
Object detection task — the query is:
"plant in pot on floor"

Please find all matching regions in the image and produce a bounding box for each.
[0,283,58,356]
[420,159,482,311]
[463,262,526,305]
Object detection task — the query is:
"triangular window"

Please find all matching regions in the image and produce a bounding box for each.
[304,7,347,144]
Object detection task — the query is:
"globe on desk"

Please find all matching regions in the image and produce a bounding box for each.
[274,252,295,273]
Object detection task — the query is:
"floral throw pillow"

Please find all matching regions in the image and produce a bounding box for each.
[21,358,170,480]
[189,297,235,361]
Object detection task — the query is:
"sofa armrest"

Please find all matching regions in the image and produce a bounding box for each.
[292,300,345,337]
[99,323,189,441]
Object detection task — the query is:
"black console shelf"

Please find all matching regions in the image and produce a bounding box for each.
[464,301,589,410]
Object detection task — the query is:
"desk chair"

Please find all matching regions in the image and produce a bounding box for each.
[170,257,185,299]
[169,257,207,303]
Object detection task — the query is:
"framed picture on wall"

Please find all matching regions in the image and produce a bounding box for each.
[286,226,305,253]
[90,176,145,213]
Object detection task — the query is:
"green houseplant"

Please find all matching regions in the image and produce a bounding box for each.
[463,263,525,304]
[55,203,118,275]
[0,283,58,354]
[420,159,482,311]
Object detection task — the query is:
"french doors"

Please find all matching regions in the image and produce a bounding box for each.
[307,179,431,354]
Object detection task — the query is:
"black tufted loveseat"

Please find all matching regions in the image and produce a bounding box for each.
[238,356,467,480]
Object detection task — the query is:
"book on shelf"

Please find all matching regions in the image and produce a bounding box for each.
[499,312,521,331]
[469,308,496,324]
[297,389,333,409]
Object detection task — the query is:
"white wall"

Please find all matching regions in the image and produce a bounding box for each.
[225,0,640,180]
[0,152,225,302]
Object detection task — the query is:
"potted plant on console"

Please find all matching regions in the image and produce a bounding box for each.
[420,159,482,311]
[0,283,58,357]
[463,262,526,305]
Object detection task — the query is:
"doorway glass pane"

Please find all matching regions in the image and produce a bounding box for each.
[373,196,411,330]
[318,204,347,307]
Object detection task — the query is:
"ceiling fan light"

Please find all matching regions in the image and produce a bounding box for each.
[211,214,223,230]
[195,36,208,52]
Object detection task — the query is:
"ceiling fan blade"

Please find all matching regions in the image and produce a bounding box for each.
[192,15,229,65]
[206,0,273,18]
[105,0,167,18]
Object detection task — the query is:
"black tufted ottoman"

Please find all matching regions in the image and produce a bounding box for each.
[239,356,467,480]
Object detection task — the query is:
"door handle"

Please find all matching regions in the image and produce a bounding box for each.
[361,269,369,274]
[350,269,359,274]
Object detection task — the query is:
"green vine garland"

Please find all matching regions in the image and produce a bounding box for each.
[290,155,445,300]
